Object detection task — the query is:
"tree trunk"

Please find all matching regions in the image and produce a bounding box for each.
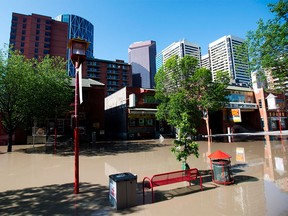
[7,130,13,152]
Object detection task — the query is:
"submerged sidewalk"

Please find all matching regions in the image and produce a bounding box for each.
[0,138,288,215]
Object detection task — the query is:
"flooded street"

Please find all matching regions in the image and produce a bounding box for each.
[0,136,288,215]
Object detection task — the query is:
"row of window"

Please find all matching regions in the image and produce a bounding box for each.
[129,118,154,127]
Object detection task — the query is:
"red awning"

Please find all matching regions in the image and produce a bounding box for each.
[208,150,231,159]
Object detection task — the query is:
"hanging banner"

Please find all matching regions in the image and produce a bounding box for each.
[79,63,83,104]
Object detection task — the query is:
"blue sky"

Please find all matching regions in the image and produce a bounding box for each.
[0,0,277,62]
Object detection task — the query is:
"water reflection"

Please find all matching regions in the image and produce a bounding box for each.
[264,135,288,192]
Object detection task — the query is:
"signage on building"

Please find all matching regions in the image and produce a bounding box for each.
[236,147,245,162]
[230,109,242,122]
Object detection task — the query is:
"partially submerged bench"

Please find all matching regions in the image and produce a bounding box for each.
[142,168,203,204]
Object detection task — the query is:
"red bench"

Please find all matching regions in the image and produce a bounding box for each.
[142,168,203,204]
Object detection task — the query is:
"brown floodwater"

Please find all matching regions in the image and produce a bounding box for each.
[0,135,287,216]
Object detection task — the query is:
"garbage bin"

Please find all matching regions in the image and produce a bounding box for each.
[208,150,234,185]
[211,159,233,184]
[109,172,137,210]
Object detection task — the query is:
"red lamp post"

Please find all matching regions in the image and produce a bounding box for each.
[277,107,282,134]
[68,38,89,194]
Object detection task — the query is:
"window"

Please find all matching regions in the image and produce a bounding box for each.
[44,50,49,55]
[37,24,40,28]
[22,24,26,28]
[12,16,18,21]
[36,36,39,41]
[35,42,39,47]
[129,118,135,126]
[258,99,262,108]
[21,36,25,41]
[35,48,38,53]
[21,42,24,47]
[146,119,153,126]
[36,30,40,34]
[22,30,26,34]
[139,118,145,126]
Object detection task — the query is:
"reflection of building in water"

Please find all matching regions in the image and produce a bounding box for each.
[264,135,288,192]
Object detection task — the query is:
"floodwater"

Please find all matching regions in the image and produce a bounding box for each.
[0,136,288,216]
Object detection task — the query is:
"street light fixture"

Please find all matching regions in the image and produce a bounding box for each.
[68,38,89,194]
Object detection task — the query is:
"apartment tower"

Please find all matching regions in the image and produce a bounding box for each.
[157,39,201,68]
[9,13,68,60]
[209,35,250,84]
[86,58,132,96]
[128,40,157,89]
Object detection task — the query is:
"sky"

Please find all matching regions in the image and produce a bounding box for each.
[0,0,278,62]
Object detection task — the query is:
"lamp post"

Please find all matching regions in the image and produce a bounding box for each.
[68,38,89,194]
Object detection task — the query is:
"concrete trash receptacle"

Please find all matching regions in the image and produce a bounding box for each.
[109,172,137,210]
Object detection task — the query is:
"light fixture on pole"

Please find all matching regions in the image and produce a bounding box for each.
[68,38,89,194]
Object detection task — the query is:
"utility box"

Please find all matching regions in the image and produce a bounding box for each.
[109,172,137,210]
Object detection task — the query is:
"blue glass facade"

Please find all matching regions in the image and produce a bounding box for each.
[55,14,94,76]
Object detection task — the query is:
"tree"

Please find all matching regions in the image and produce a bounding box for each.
[0,48,72,152]
[246,0,288,92]
[155,55,229,166]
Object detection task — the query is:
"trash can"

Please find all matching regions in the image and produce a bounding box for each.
[208,150,234,185]
[211,159,233,184]
[109,172,137,210]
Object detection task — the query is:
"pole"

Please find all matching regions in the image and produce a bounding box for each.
[74,64,80,194]
[277,108,282,134]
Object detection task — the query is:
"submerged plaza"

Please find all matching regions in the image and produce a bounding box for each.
[0,134,288,216]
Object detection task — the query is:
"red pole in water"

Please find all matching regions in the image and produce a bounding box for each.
[68,38,89,194]
[277,108,282,134]
[74,66,79,194]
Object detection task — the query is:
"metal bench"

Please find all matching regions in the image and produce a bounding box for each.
[142,168,203,204]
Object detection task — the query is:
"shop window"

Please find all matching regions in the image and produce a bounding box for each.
[146,119,153,126]
[139,118,145,126]
[129,118,135,126]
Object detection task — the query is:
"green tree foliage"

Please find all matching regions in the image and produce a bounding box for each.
[246,0,288,90]
[0,48,72,152]
[155,55,229,164]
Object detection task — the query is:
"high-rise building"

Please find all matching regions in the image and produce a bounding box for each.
[86,58,132,96]
[9,13,68,60]
[201,54,210,70]
[158,39,201,67]
[209,35,250,84]
[55,14,94,76]
[128,40,157,89]
[156,53,163,73]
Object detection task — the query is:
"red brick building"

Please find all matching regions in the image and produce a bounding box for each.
[9,13,68,60]
[86,58,132,96]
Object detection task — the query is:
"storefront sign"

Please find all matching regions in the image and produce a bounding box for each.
[230,109,242,122]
